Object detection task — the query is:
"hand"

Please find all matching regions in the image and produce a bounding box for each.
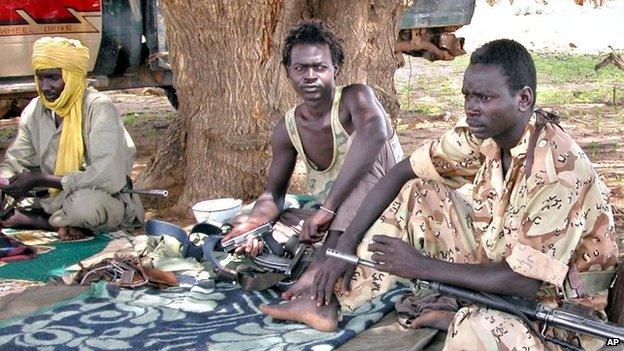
[299,208,334,243]
[368,235,424,280]
[1,173,42,198]
[311,256,356,306]
[221,219,265,257]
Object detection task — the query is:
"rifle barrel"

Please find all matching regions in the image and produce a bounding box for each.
[425,280,624,342]
[325,249,377,268]
[121,189,168,197]
[542,308,624,341]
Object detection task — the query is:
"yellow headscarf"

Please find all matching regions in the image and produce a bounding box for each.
[31,37,90,183]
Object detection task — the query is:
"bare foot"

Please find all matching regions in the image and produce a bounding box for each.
[408,310,456,331]
[260,293,339,332]
[281,261,321,300]
[58,227,92,241]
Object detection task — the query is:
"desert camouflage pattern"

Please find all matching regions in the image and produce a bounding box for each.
[444,304,603,351]
[339,113,617,350]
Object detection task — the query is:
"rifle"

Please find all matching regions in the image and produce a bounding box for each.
[120,189,169,197]
[121,175,168,197]
[0,180,167,219]
[325,249,624,351]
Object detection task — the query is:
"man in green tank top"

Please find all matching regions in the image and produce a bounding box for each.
[221,20,403,327]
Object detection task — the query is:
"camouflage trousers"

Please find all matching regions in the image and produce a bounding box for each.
[337,179,603,351]
[337,178,477,311]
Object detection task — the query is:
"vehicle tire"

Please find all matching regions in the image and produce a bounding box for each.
[0,98,30,119]
[163,86,179,110]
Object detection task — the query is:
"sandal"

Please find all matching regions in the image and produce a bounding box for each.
[73,254,178,289]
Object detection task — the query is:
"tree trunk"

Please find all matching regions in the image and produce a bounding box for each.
[316,1,402,119]
[136,111,186,190]
[141,0,403,211]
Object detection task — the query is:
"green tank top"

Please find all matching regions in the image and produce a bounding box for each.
[285,86,349,201]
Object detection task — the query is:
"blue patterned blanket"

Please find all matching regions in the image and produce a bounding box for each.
[0,281,409,350]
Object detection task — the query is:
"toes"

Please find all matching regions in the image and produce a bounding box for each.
[258,304,270,313]
[58,227,89,241]
[57,227,69,240]
[69,228,83,238]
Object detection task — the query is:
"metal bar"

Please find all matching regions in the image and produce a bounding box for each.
[121,189,168,197]
[325,249,377,268]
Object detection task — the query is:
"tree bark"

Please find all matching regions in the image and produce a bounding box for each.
[141,0,403,210]
[136,111,186,190]
[316,1,402,119]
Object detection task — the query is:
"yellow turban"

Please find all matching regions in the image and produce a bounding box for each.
[31,37,89,189]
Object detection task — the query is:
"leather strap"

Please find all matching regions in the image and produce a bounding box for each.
[144,218,224,261]
[564,268,617,299]
[524,108,563,179]
[144,219,190,244]
[524,109,561,180]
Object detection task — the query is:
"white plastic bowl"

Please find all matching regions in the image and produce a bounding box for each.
[191,198,242,224]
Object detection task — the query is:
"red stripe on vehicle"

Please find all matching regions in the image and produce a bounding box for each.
[0,0,101,25]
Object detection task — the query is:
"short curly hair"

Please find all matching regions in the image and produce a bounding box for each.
[281,20,345,70]
[470,39,537,106]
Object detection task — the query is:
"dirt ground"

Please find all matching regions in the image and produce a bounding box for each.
[2,72,622,234]
[0,0,622,233]
[393,59,624,237]
[393,0,624,235]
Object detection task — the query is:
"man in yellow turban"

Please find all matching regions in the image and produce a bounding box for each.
[0,37,144,240]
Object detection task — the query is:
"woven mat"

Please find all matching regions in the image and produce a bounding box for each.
[0,230,111,281]
[0,281,410,351]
